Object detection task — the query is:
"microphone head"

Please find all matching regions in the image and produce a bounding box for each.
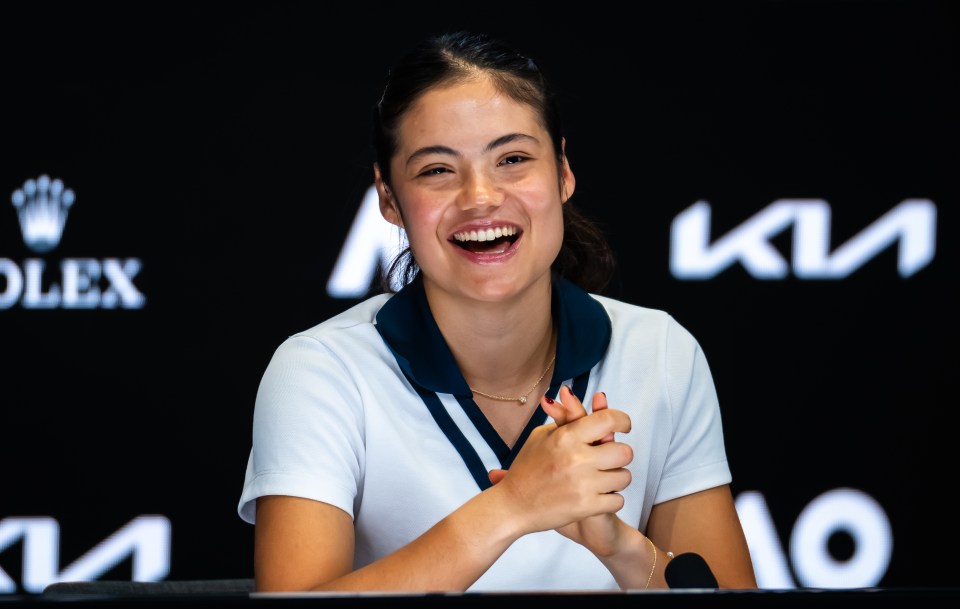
[664,552,719,589]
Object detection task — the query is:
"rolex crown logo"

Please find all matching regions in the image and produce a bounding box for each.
[10,174,76,253]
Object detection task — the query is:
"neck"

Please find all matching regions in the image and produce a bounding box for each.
[424,275,556,394]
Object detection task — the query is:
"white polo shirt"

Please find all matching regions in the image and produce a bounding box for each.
[238,274,731,591]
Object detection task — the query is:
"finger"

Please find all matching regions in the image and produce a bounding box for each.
[591,441,635,471]
[558,385,588,423]
[590,392,614,445]
[591,391,608,413]
[488,469,507,485]
[543,386,585,427]
[541,394,569,426]
[587,469,633,500]
[593,490,627,514]
[566,408,632,444]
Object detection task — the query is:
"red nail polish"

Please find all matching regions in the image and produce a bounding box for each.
[544,396,554,404]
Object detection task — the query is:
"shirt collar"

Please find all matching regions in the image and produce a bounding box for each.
[375,273,611,395]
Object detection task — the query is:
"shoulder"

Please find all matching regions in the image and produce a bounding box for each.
[295,293,393,340]
[255,293,398,415]
[589,294,707,378]
[589,294,693,340]
[266,293,395,369]
[281,293,393,350]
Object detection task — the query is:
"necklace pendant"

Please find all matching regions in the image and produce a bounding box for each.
[518,395,527,405]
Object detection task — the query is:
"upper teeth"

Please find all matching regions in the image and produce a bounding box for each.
[453,226,517,242]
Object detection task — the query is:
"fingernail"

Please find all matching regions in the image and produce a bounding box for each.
[544,396,554,404]
[600,392,606,397]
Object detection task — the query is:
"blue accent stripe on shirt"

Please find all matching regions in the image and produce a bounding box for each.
[407,376,492,491]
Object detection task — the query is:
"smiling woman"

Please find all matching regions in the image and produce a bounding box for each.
[375,78,568,310]
[237,31,757,594]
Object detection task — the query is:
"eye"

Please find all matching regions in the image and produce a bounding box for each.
[499,155,529,166]
[418,166,452,177]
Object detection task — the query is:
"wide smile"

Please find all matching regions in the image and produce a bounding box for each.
[451,225,521,255]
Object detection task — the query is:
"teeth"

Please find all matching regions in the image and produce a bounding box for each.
[454,226,516,242]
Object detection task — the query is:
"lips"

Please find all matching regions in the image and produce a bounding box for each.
[452,225,520,254]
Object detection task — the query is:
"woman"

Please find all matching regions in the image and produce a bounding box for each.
[238,30,757,592]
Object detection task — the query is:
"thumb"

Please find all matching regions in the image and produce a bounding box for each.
[488,469,508,485]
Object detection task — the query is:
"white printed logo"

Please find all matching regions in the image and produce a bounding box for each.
[0,515,171,594]
[1,175,146,309]
[670,199,937,280]
[11,175,76,253]
[737,488,893,588]
[326,185,407,298]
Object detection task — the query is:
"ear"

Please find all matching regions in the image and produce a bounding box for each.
[374,163,403,227]
[559,138,576,203]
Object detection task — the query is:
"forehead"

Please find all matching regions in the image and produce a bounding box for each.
[396,78,547,151]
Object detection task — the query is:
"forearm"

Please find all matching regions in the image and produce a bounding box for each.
[311,488,523,592]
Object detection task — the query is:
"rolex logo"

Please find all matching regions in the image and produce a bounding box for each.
[10,175,75,253]
[2,174,146,310]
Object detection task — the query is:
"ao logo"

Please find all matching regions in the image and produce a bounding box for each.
[0,175,145,309]
[326,190,937,298]
[737,488,893,588]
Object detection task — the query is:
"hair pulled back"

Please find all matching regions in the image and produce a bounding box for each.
[373,31,615,294]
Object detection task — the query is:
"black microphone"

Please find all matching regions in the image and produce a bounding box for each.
[664,552,719,589]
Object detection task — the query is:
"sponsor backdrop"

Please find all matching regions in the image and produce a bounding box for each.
[1,0,957,594]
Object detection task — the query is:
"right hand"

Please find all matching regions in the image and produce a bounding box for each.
[545,387,631,556]
[487,387,633,538]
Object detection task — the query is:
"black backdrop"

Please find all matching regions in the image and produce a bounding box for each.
[1,0,957,593]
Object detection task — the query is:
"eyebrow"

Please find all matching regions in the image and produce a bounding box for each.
[404,133,541,168]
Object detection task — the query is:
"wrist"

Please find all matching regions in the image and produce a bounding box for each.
[477,479,534,542]
[641,538,674,590]
[597,530,676,591]
[596,526,648,588]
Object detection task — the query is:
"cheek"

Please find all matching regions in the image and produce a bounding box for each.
[396,197,445,245]
[547,208,566,255]
[523,182,565,225]
[545,193,568,252]
[523,187,566,255]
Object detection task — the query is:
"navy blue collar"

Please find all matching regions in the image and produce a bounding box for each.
[375,273,612,395]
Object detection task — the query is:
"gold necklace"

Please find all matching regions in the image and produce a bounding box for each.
[469,354,557,405]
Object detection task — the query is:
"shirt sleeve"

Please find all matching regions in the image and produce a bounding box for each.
[654,316,732,504]
[238,334,365,524]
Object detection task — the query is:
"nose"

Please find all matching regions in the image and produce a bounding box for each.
[458,168,504,210]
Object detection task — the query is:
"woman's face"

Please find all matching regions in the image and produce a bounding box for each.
[376,77,574,306]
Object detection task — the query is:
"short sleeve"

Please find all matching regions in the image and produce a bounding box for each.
[237,334,366,523]
[654,317,731,503]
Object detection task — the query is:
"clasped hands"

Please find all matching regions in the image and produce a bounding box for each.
[487,386,636,557]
